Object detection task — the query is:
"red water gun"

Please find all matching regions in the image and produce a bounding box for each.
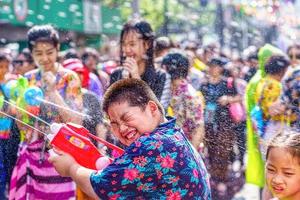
[48,122,124,170]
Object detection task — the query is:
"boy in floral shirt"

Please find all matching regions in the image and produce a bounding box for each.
[50,78,211,199]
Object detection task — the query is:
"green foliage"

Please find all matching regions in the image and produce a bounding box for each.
[102,0,216,32]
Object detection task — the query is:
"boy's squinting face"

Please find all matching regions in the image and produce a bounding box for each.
[107,101,159,146]
[266,147,300,200]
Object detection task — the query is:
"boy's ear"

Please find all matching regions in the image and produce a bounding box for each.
[148,100,158,114]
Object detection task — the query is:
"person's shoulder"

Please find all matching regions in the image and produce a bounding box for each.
[24,68,40,80]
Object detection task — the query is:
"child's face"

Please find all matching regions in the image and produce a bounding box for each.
[266,147,300,200]
[32,42,58,72]
[0,60,9,78]
[121,31,148,64]
[107,100,160,146]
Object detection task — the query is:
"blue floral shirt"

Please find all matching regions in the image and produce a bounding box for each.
[90,117,211,199]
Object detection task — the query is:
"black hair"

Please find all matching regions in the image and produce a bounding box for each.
[27,24,59,52]
[266,129,300,164]
[265,55,290,75]
[162,52,189,80]
[154,36,171,56]
[64,48,79,60]
[120,19,154,67]
[207,57,228,67]
[81,47,99,64]
[247,51,258,61]
[19,48,33,63]
[103,78,164,116]
[287,44,300,60]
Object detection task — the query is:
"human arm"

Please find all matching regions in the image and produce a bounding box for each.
[159,73,172,109]
[42,71,83,124]
[48,150,99,199]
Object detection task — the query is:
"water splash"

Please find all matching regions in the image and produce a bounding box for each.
[35,97,90,118]
[3,99,51,126]
[0,110,47,136]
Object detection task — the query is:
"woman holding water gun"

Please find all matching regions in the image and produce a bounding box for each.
[9,25,83,200]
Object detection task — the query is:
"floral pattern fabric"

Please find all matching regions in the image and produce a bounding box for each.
[90,117,211,200]
[25,66,82,130]
[169,80,204,140]
[255,76,282,120]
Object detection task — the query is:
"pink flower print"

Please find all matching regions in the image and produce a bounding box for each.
[109,194,121,200]
[156,170,163,180]
[166,190,181,200]
[133,156,148,167]
[193,169,199,178]
[160,155,175,168]
[134,141,142,147]
[124,168,139,181]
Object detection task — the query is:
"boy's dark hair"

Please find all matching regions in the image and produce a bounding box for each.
[27,24,59,52]
[265,55,290,75]
[266,129,300,164]
[103,78,164,116]
[120,19,154,67]
[162,52,189,80]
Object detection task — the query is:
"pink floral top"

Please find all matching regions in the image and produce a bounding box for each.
[90,117,211,199]
[169,80,204,141]
[25,66,82,132]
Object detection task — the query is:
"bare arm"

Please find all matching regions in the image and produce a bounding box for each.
[69,164,99,199]
[47,90,83,124]
[48,152,99,199]
[190,122,204,150]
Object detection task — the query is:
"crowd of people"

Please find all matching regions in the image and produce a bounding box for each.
[0,18,300,200]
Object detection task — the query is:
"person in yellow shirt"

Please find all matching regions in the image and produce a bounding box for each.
[254,55,290,148]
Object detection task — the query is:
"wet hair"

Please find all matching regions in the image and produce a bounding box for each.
[266,129,300,164]
[120,19,155,67]
[264,55,290,75]
[27,24,59,52]
[103,78,164,116]
[162,52,189,80]
[19,48,33,63]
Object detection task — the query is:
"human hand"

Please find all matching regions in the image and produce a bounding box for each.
[269,100,285,116]
[42,71,56,93]
[218,95,229,106]
[48,148,78,177]
[122,57,140,79]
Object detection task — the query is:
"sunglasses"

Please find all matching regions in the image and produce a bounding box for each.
[12,60,29,66]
